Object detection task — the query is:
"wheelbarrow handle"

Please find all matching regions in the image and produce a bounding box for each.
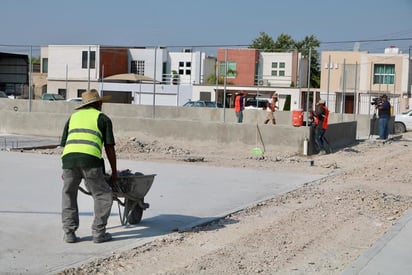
[78,186,91,196]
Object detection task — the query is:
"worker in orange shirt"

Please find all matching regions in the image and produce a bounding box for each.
[234,92,245,123]
[312,99,329,154]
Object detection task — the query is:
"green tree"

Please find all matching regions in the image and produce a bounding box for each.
[171,70,179,85]
[273,33,295,51]
[249,32,276,52]
[295,35,321,88]
[30,56,40,65]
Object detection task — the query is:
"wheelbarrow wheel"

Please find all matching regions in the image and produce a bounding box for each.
[128,205,143,225]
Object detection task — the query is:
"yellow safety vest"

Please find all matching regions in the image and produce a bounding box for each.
[62,108,103,158]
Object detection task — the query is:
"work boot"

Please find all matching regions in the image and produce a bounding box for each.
[93,232,112,243]
[64,232,79,243]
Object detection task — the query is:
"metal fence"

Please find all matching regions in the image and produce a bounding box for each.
[0,43,410,115]
[318,92,401,116]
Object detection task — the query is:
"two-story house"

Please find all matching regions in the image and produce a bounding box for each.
[44,45,131,99]
[192,48,306,110]
[41,45,215,105]
[320,46,411,114]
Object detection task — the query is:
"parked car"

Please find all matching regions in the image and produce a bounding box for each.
[0,91,8,98]
[394,109,412,133]
[66,97,82,102]
[205,101,223,108]
[183,100,206,107]
[183,100,222,108]
[244,98,269,110]
[40,93,65,101]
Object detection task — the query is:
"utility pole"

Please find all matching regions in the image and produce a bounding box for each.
[408,46,411,99]
[305,48,312,126]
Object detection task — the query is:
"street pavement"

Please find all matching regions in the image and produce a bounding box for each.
[342,209,412,275]
[1,134,412,274]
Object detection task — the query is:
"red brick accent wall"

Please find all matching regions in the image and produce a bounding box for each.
[217,48,259,86]
[99,48,129,77]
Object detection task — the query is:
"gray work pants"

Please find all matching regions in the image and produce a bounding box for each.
[62,167,113,237]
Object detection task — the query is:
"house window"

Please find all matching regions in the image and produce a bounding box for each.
[374,64,395,84]
[58,88,67,99]
[271,62,285,77]
[219,61,237,78]
[90,51,96,69]
[77,89,86,97]
[131,61,137,73]
[82,51,88,68]
[42,58,48,73]
[162,62,168,83]
[81,50,96,69]
[131,60,145,75]
[178,60,192,75]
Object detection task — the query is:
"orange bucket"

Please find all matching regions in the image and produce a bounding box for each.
[292,110,304,127]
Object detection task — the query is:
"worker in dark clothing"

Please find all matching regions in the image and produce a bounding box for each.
[376,94,391,140]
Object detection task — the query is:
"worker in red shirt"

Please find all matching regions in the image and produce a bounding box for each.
[234,92,245,123]
[313,99,329,154]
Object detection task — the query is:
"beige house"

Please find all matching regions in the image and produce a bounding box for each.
[320,47,411,115]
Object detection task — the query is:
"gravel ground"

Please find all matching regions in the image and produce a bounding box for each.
[34,132,412,275]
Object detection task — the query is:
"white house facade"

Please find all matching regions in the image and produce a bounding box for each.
[259,51,302,88]
[46,44,101,97]
[41,45,216,105]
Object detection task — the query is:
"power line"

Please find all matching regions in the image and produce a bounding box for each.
[1,37,411,54]
[320,37,412,44]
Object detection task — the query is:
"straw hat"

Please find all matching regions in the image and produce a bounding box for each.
[75,89,110,110]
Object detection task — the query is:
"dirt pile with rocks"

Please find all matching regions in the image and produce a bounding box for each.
[46,132,412,275]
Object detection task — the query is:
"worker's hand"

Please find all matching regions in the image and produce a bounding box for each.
[110,172,118,186]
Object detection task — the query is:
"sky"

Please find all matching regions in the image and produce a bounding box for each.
[1,0,412,55]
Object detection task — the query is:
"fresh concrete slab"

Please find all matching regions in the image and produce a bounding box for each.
[0,150,324,274]
[0,134,60,150]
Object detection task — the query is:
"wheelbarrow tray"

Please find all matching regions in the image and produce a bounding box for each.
[103,173,156,225]
[111,174,156,201]
[80,173,156,225]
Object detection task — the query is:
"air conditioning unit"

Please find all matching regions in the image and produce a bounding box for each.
[258,79,269,86]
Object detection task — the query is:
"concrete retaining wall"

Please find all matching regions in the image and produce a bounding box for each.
[0,99,360,155]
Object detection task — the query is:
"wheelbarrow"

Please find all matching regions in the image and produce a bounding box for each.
[78,170,156,225]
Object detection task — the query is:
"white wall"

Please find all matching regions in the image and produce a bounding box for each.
[128,48,168,82]
[168,51,215,85]
[259,52,298,87]
[99,82,192,106]
[48,45,100,81]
